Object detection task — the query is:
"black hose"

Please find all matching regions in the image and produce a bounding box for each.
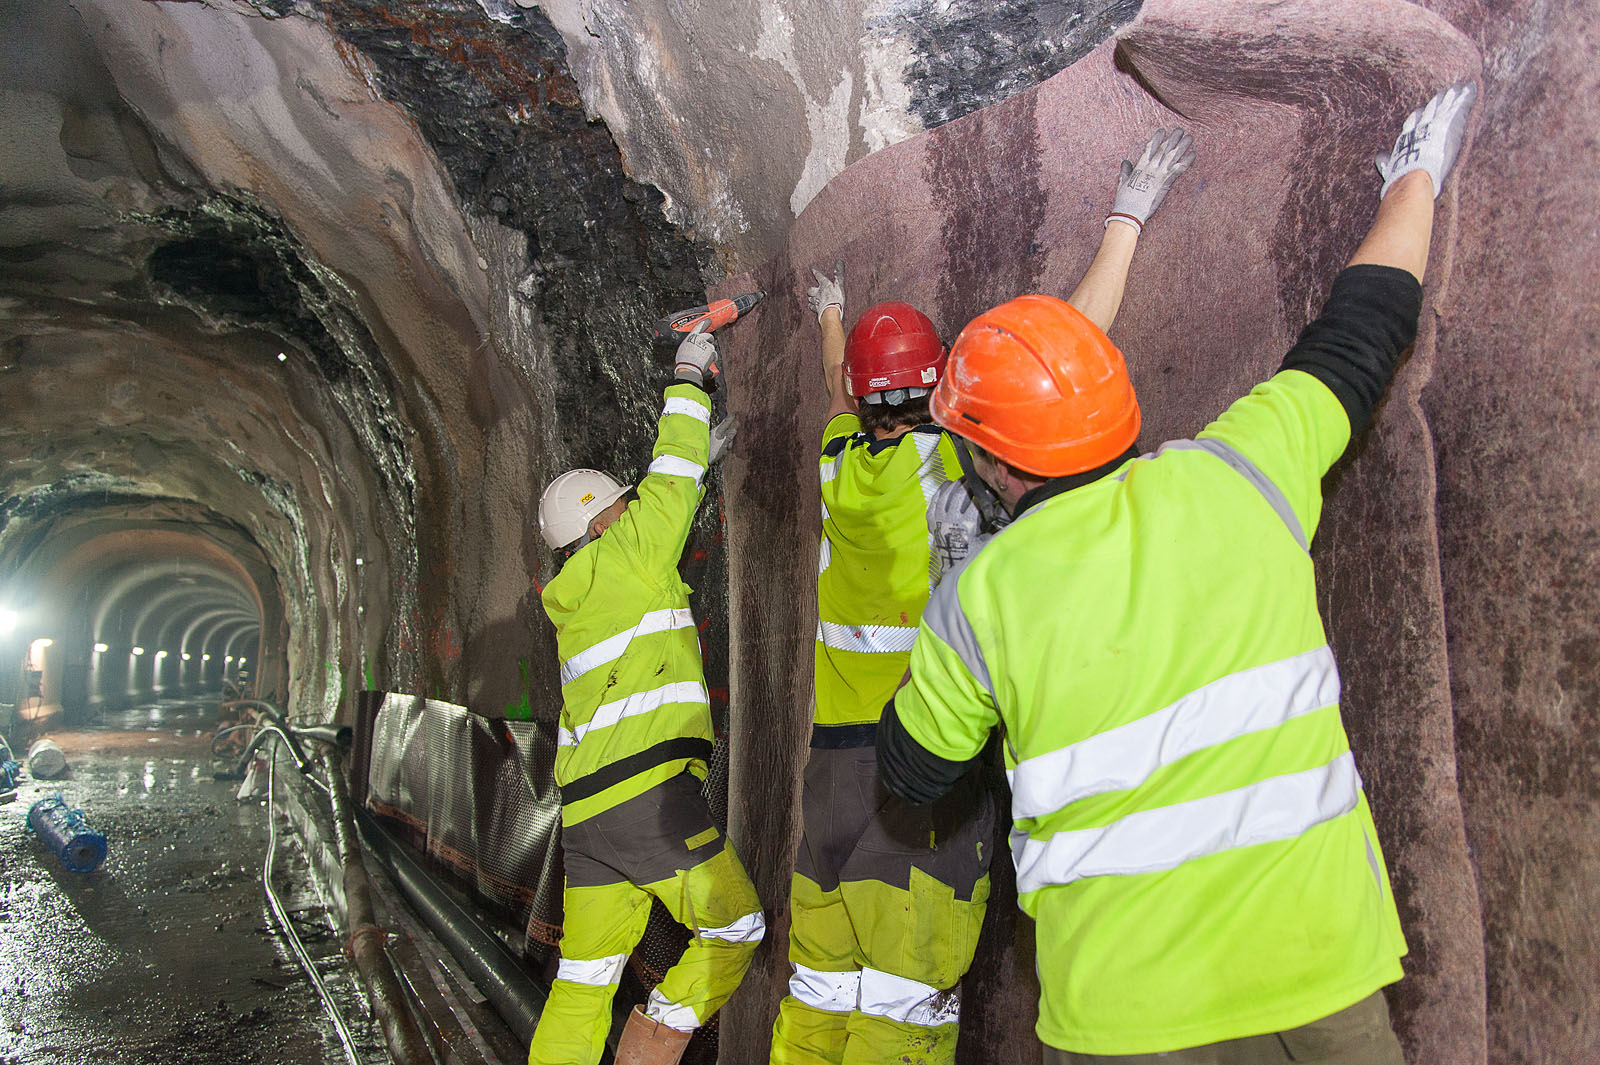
[354,808,550,1048]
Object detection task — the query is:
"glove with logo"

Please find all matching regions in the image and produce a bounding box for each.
[1376,81,1477,199]
[1107,128,1196,234]
[674,320,720,389]
[927,480,992,586]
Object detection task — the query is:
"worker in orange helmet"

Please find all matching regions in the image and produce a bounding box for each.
[770,128,1197,1065]
[877,84,1476,1063]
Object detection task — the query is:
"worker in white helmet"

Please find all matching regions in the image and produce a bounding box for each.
[528,323,761,1065]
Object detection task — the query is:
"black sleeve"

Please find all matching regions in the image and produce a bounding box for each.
[877,696,976,805]
[1278,264,1424,437]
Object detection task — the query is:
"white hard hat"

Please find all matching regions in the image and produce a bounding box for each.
[538,469,630,550]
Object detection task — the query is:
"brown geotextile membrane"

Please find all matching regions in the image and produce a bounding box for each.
[713,2,1598,1062]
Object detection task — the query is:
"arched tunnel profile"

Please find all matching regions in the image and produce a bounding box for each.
[4,520,272,718]
[0,1,1595,1064]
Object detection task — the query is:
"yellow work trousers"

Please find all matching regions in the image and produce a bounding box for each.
[769,742,994,1065]
[528,774,765,1065]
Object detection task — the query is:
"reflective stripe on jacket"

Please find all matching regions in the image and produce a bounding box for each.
[816,415,960,727]
[541,384,714,825]
[893,370,1407,1054]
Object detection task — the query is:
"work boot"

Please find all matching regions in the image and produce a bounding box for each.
[614,1005,693,1065]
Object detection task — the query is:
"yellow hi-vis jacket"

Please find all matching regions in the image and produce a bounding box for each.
[893,370,1407,1053]
[815,416,961,728]
[541,384,714,826]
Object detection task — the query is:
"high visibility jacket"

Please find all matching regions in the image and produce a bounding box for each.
[893,370,1407,1054]
[815,415,960,728]
[542,384,714,826]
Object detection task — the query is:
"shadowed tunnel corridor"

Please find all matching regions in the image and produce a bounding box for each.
[1,1,1596,1063]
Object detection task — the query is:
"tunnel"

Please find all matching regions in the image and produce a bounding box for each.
[0,0,1594,1063]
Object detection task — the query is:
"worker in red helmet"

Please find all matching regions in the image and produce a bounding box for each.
[769,129,1196,1065]
[877,85,1475,1063]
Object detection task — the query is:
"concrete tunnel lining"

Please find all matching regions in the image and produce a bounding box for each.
[0,0,1596,1061]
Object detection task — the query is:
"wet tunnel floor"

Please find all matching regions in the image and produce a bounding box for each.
[0,699,384,1065]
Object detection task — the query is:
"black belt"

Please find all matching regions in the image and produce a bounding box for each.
[560,737,714,805]
[809,722,877,749]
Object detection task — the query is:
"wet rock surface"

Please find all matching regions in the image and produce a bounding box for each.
[0,700,380,1065]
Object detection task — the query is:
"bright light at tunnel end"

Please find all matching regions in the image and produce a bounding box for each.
[0,607,17,636]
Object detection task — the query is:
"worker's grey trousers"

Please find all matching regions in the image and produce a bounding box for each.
[1042,991,1404,1065]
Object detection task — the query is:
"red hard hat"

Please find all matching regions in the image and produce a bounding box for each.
[933,295,1139,477]
[843,302,945,397]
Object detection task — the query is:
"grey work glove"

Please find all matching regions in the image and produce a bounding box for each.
[806,261,844,324]
[1376,81,1477,199]
[709,414,738,465]
[927,480,991,586]
[1108,128,1196,233]
[674,320,719,389]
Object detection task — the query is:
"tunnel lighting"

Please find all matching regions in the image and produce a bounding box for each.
[239,657,247,665]
[94,642,109,653]
[355,557,364,566]
[35,638,53,648]
[277,351,287,362]
[0,607,16,636]
[202,654,211,662]
[225,656,233,663]
[155,650,168,659]
[182,652,192,661]
[132,646,146,656]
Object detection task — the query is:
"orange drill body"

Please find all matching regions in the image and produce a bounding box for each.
[653,291,765,345]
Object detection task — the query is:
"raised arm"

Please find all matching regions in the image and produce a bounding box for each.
[807,262,855,420]
[1067,128,1196,332]
[1200,82,1477,542]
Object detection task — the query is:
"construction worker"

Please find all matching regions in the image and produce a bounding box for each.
[769,129,1196,1065]
[877,84,1477,1063]
[529,323,764,1065]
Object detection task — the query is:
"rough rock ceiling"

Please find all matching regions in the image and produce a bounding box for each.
[0,0,1595,1062]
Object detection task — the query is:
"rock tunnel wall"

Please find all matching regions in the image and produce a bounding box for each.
[0,0,1594,1061]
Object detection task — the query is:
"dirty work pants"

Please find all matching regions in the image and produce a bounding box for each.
[769,739,995,1065]
[1042,992,1405,1065]
[527,773,765,1065]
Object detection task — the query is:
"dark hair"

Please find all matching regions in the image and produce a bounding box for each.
[856,393,934,435]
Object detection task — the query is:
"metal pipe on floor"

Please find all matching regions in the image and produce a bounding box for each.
[224,699,314,770]
[352,806,548,1048]
[263,740,364,1065]
[321,745,435,1065]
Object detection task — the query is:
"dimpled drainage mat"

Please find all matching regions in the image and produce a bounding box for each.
[361,691,730,1059]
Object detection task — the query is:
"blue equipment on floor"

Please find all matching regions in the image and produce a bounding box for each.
[27,795,109,873]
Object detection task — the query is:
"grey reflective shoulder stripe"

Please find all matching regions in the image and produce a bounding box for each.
[920,570,994,697]
[1158,439,1308,552]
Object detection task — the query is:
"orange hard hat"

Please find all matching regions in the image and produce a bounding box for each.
[932,295,1139,477]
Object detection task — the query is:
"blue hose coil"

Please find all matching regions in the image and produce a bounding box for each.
[0,759,20,791]
[27,796,109,874]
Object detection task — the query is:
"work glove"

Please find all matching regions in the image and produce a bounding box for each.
[1107,128,1196,234]
[927,480,992,586]
[806,261,844,324]
[709,415,738,465]
[674,320,719,389]
[1376,81,1476,199]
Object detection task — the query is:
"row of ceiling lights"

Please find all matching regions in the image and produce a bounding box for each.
[91,643,246,665]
